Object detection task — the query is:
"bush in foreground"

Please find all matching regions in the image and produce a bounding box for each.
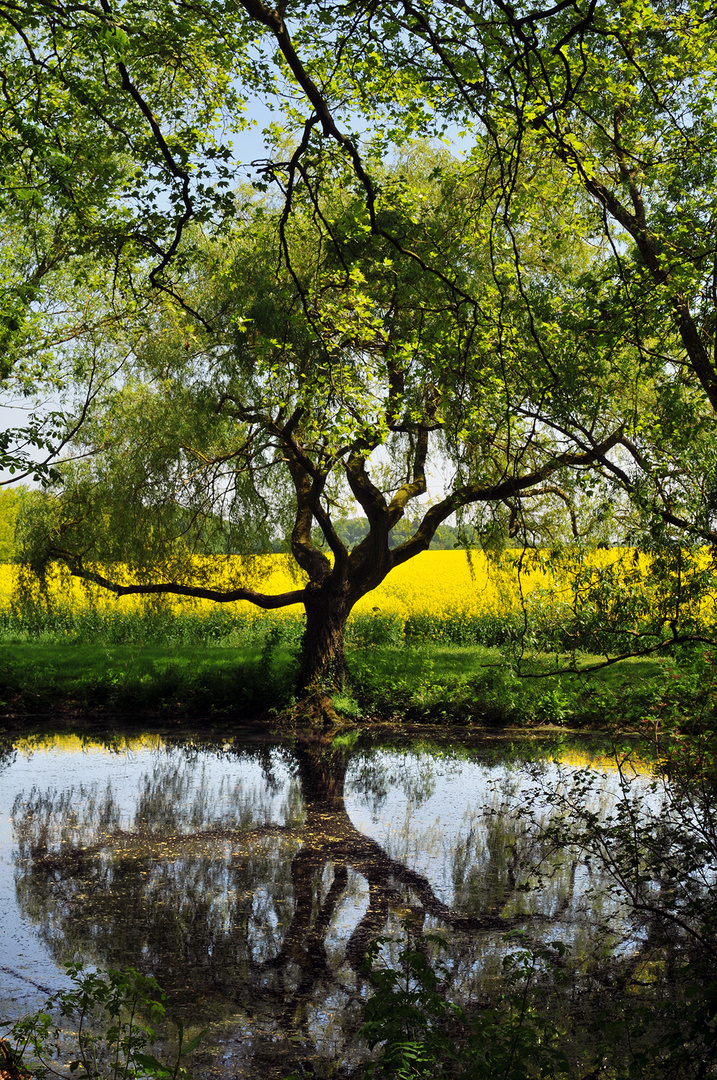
[3,966,205,1080]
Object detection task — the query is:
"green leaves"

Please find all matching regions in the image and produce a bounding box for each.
[359,928,571,1080]
[360,933,462,1080]
[3,965,205,1080]
[100,26,131,59]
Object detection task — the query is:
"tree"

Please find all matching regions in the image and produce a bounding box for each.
[29,150,623,706]
[0,486,21,559]
[230,0,717,555]
[17,0,717,708]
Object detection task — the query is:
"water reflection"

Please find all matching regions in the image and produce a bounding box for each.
[4,733,644,1077]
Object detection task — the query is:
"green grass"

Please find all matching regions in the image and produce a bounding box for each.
[0,598,714,728]
[348,642,676,726]
[0,631,709,731]
[353,640,663,684]
[0,640,300,718]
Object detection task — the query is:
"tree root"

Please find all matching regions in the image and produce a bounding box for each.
[274,689,355,743]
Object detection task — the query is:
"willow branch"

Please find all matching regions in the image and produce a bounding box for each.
[345,450,388,526]
[387,427,429,526]
[391,429,623,566]
[62,561,306,608]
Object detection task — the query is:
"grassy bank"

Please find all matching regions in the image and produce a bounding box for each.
[1,628,713,731]
[1,556,715,728]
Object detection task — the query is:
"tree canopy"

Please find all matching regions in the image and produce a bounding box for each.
[0,0,247,478]
[12,0,717,705]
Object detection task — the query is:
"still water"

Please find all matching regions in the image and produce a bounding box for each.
[0,729,649,1077]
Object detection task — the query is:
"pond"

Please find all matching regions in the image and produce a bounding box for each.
[0,727,653,1078]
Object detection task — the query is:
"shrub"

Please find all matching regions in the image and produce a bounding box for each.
[2,965,205,1080]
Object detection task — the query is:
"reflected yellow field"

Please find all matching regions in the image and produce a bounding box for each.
[12,732,166,756]
[10,730,650,773]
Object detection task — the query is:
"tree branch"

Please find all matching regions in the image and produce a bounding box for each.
[60,560,306,608]
[391,429,623,566]
[387,427,429,526]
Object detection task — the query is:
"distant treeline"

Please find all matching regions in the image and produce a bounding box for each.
[302,517,466,553]
[0,489,467,561]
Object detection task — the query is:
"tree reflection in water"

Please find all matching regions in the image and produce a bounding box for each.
[9,735,624,1077]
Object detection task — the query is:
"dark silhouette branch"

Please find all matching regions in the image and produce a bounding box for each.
[391,428,624,566]
[59,560,306,609]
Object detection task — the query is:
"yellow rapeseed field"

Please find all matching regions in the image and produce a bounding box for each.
[0,547,668,624]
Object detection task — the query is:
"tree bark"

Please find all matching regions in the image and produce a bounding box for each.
[299,577,354,693]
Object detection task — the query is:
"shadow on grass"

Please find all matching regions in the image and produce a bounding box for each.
[0,641,300,720]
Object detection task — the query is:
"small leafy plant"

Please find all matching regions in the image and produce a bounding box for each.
[2,965,205,1080]
[357,929,571,1080]
[359,933,461,1080]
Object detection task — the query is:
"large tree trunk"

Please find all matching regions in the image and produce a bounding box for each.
[299,578,353,693]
